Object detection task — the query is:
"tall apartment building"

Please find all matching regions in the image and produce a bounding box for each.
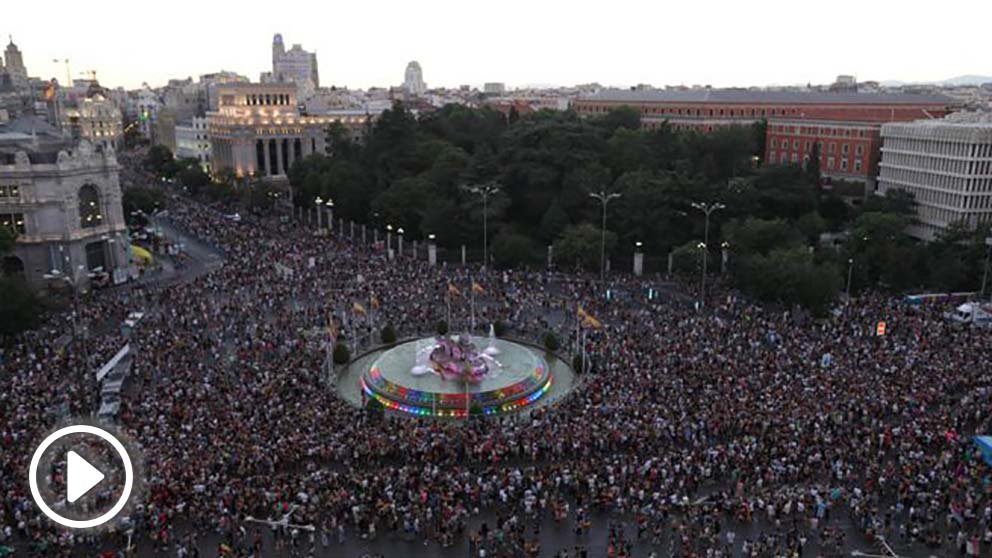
[267,34,319,100]
[878,112,992,240]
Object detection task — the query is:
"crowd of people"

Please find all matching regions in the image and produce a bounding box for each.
[2,186,992,558]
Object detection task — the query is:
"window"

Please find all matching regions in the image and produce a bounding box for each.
[842,144,849,155]
[829,143,836,154]
[841,159,849,171]
[827,157,835,169]
[854,159,862,172]
[1,213,25,234]
[793,140,799,150]
[855,145,864,156]
[78,184,103,228]
[0,184,20,198]
[771,138,778,149]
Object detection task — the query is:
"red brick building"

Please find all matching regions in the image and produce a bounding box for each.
[573,89,956,186]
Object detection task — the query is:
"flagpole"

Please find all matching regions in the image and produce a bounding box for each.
[582,329,587,374]
[471,280,476,333]
[446,292,451,333]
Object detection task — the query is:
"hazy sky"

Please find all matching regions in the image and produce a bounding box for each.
[5,0,991,91]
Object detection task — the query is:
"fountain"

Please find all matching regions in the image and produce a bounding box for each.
[484,324,501,356]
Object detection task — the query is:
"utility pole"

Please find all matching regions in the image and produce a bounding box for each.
[590,190,621,289]
[690,201,725,307]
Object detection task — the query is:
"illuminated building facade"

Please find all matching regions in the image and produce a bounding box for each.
[206,83,370,180]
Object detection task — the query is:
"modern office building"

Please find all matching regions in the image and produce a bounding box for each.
[207,83,372,180]
[878,112,992,240]
[0,116,129,287]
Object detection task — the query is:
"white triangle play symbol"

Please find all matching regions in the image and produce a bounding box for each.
[66,450,105,504]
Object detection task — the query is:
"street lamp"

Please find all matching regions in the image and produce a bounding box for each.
[463,182,501,269]
[397,227,405,256]
[720,241,730,274]
[846,258,855,298]
[326,198,334,232]
[980,237,992,301]
[386,224,393,253]
[589,190,622,288]
[315,196,323,229]
[690,201,725,307]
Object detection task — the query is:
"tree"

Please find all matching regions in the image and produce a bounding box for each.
[177,165,211,196]
[332,343,351,365]
[553,224,617,271]
[723,218,803,256]
[380,324,397,344]
[733,247,841,316]
[0,277,44,336]
[491,229,538,269]
[670,240,704,277]
[0,229,44,336]
[796,212,826,245]
[805,142,821,185]
[594,107,641,135]
[144,145,180,178]
[543,332,560,352]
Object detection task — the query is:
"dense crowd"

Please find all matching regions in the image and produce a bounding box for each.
[2,190,992,558]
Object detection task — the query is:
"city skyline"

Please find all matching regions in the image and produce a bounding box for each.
[5,0,992,91]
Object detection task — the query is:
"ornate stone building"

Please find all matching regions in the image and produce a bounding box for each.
[0,117,128,287]
[878,112,992,240]
[206,83,329,180]
[63,85,123,151]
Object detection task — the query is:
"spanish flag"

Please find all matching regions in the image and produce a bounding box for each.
[352,302,367,316]
[448,282,462,298]
[471,282,485,295]
[578,306,602,330]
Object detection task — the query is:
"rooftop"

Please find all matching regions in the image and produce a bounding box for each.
[578,89,955,105]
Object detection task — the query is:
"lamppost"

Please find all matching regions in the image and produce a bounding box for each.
[386,224,393,255]
[589,190,621,288]
[315,196,323,229]
[846,258,855,298]
[397,227,405,257]
[980,237,992,300]
[463,182,501,268]
[44,262,91,369]
[326,198,334,232]
[633,241,644,277]
[427,233,437,267]
[720,241,730,274]
[690,201,725,307]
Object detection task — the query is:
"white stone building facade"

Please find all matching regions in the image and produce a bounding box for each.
[878,112,992,240]
[0,140,129,287]
[404,61,426,97]
[175,116,211,170]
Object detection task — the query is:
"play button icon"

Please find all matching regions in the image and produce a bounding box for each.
[66,450,106,504]
[29,424,136,529]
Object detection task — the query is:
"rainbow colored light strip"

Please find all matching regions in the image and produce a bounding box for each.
[361,373,554,418]
[366,366,546,408]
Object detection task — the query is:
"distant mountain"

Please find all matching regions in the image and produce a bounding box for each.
[880,75,992,87]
